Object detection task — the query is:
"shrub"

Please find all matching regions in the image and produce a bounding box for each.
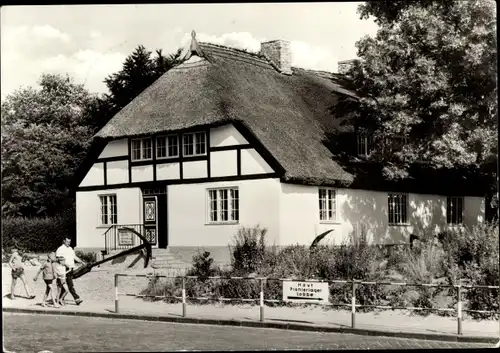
[229,226,267,275]
[462,259,499,320]
[139,276,180,303]
[186,251,219,281]
[75,250,97,264]
[1,207,75,254]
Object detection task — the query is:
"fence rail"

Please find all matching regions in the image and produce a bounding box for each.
[114,273,499,336]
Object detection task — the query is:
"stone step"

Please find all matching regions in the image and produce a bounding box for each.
[151,260,189,267]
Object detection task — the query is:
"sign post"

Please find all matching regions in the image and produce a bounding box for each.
[282,280,329,304]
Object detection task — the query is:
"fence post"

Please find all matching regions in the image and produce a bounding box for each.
[260,278,265,322]
[457,279,462,336]
[114,274,119,314]
[351,279,356,329]
[182,276,187,317]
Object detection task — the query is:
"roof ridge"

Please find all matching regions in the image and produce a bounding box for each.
[199,42,266,60]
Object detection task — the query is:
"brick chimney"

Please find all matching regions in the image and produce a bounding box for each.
[260,40,292,75]
[338,59,360,75]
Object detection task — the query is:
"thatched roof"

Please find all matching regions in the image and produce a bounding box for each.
[95,42,360,185]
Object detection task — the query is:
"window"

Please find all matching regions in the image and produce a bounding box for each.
[384,136,408,154]
[319,188,337,222]
[156,135,179,159]
[447,196,463,224]
[100,194,117,225]
[388,193,408,225]
[357,132,373,156]
[207,188,239,224]
[131,138,152,161]
[183,131,206,157]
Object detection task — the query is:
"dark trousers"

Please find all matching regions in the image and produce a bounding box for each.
[60,269,80,301]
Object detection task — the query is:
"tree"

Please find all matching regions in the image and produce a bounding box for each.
[1,74,96,217]
[87,45,182,134]
[102,45,183,119]
[337,0,497,181]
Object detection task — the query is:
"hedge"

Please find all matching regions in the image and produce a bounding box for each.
[1,210,76,255]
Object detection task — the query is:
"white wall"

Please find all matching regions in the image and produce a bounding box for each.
[76,188,142,249]
[157,163,180,180]
[210,124,248,147]
[241,149,273,175]
[98,138,128,159]
[183,160,208,179]
[107,160,129,185]
[463,196,485,226]
[79,163,104,187]
[168,178,281,247]
[279,183,486,246]
[211,150,237,177]
[131,165,154,182]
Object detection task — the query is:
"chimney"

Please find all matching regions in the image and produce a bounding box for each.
[260,40,292,75]
[338,59,360,75]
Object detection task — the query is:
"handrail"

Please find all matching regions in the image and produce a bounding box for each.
[120,226,152,263]
[102,224,145,254]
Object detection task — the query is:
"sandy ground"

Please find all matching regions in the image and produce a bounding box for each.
[3,264,499,338]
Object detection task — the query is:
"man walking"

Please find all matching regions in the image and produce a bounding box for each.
[56,237,86,305]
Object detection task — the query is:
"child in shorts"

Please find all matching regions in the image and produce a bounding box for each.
[9,248,35,300]
[33,252,59,307]
[54,256,69,306]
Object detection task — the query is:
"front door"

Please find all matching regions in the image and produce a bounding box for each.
[143,196,158,247]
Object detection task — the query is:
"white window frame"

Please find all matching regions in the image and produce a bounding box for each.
[447,196,464,225]
[183,131,207,157]
[388,193,409,225]
[319,188,337,223]
[156,135,179,159]
[206,187,239,224]
[357,132,373,157]
[99,194,117,226]
[131,137,153,161]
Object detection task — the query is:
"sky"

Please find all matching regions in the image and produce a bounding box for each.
[0,3,378,99]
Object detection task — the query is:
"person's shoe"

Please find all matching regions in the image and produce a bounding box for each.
[75,299,83,305]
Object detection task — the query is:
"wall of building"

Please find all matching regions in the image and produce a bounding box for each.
[98,138,128,158]
[279,183,486,246]
[210,124,248,147]
[78,123,272,188]
[76,188,142,250]
[167,178,282,247]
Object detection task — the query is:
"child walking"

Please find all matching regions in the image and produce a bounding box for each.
[9,248,35,300]
[54,256,69,306]
[33,252,59,307]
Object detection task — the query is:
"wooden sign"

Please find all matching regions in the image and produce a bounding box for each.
[118,228,134,246]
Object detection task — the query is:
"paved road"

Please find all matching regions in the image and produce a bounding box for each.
[3,313,491,352]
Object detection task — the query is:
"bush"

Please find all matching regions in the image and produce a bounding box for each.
[75,250,97,264]
[1,207,75,254]
[229,226,267,275]
[186,251,219,281]
[462,259,499,319]
[139,276,179,303]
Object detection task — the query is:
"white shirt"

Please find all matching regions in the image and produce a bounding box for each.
[56,245,76,269]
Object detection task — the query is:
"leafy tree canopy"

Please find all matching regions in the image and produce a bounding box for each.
[1,74,96,217]
[94,45,183,131]
[337,0,497,180]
